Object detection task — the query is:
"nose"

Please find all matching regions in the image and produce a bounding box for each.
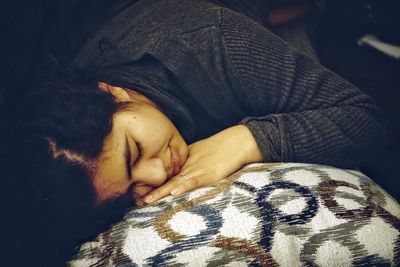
[131,157,168,187]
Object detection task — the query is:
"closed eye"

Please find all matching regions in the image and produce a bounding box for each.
[136,142,143,160]
[125,137,143,179]
[125,136,132,178]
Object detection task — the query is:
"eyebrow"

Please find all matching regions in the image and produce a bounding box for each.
[124,136,131,178]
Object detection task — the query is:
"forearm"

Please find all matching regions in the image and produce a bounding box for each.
[243,105,385,167]
[221,9,385,167]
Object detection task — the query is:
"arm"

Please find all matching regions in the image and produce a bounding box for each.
[140,8,385,204]
[220,8,385,168]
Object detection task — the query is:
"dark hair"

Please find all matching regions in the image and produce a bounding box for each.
[5,69,134,266]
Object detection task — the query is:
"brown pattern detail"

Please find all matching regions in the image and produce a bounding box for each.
[154,164,282,243]
[318,180,373,220]
[239,163,283,175]
[314,179,400,264]
[316,179,400,264]
[212,236,278,267]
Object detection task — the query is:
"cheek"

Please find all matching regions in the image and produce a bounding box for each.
[140,125,173,154]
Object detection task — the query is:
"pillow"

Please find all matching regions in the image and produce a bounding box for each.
[68,163,400,266]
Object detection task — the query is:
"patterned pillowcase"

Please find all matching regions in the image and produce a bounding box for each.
[68,163,400,266]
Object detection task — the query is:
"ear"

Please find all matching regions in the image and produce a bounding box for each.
[97,82,131,102]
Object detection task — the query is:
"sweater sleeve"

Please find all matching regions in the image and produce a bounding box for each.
[219,9,385,168]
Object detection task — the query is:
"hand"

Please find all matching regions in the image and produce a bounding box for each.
[142,125,263,204]
[133,183,154,206]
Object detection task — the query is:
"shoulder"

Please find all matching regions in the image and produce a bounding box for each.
[71,0,224,69]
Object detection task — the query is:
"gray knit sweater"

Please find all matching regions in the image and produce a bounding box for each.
[70,0,385,168]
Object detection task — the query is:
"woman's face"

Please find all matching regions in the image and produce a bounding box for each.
[92,83,188,203]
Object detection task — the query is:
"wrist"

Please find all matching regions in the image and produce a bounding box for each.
[230,125,263,164]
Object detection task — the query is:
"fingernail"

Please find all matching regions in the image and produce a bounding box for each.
[144,195,153,203]
[171,189,180,195]
[135,199,145,207]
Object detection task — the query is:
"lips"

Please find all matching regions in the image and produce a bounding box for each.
[169,147,181,177]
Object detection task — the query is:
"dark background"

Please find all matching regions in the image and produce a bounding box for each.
[315,0,400,201]
[1,0,399,201]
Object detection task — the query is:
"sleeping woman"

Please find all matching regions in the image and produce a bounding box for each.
[10,0,384,265]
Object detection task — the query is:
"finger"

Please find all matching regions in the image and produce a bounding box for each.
[132,191,144,206]
[171,174,205,196]
[135,197,146,207]
[134,184,154,197]
[143,176,184,204]
[97,82,109,92]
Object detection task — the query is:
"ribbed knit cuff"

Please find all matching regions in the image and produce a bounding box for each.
[241,115,291,163]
